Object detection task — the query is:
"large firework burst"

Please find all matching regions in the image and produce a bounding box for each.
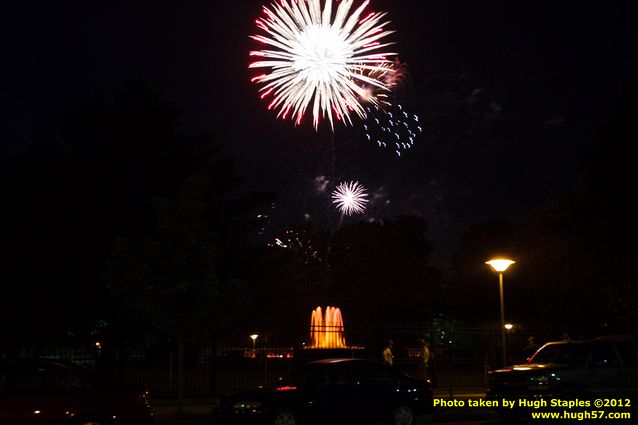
[332,181,369,215]
[249,0,397,129]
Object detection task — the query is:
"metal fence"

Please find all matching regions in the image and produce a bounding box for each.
[102,321,558,397]
[33,322,562,398]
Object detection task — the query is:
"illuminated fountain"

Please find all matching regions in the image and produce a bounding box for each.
[309,306,346,349]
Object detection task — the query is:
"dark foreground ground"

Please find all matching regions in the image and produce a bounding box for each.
[152,389,501,425]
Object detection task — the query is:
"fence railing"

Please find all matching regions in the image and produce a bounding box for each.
[101,355,490,398]
[32,322,562,398]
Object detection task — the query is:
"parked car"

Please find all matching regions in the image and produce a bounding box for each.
[0,359,155,425]
[213,358,433,425]
[486,335,638,416]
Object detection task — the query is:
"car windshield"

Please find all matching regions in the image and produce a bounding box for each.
[615,341,638,366]
[531,343,589,366]
[277,365,325,388]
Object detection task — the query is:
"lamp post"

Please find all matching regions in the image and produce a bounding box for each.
[486,259,515,367]
[250,334,259,358]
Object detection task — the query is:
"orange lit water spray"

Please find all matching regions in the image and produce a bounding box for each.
[309,306,346,349]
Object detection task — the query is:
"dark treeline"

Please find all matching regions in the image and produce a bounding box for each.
[1,80,273,355]
[1,80,636,357]
[446,84,638,336]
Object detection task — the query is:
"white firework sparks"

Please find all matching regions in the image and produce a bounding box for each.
[363,103,423,156]
[332,181,369,215]
[249,0,397,130]
[359,59,422,156]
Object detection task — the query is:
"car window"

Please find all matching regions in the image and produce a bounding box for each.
[556,344,589,365]
[352,362,393,385]
[531,344,558,363]
[615,342,638,367]
[324,364,351,385]
[590,342,619,367]
[12,364,47,389]
[278,366,324,388]
[279,364,352,388]
[44,365,88,389]
[532,343,589,366]
[3,363,88,391]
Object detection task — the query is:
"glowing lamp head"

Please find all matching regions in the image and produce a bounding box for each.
[250,334,259,341]
[486,259,515,272]
[504,323,514,330]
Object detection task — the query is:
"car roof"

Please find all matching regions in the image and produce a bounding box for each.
[542,340,587,345]
[305,358,380,365]
[541,335,636,346]
[593,334,636,342]
[0,358,88,371]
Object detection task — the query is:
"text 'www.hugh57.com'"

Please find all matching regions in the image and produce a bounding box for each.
[434,397,632,421]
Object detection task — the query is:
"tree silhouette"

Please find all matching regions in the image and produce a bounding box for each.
[104,174,244,341]
[0,80,271,356]
[445,84,638,334]
[514,84,638,333]
[256,216,440,330]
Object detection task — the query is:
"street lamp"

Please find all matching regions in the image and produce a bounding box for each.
[250,334,259,358]
[486,258,515,367]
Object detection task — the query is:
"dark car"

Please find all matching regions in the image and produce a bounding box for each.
[486,335,638,415]
[213,358,433,425]
[0,359,155,425]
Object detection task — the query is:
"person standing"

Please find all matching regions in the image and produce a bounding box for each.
[419,338,431,380]
[522,336,540,361]
[383,339,394,366]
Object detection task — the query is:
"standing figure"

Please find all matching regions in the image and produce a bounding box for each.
[419,338,431,380]
[522,336,540,361]
[383,339,394,366]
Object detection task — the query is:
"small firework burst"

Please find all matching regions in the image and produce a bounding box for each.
[269,227,321,263]
[332,181,369,216]
[362,103,423,156]
[360,60,423,156]
[356,61,397,106]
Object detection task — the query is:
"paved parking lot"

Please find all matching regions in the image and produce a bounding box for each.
[152,391,494,425]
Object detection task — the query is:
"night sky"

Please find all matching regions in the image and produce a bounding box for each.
[2,0,637,265]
